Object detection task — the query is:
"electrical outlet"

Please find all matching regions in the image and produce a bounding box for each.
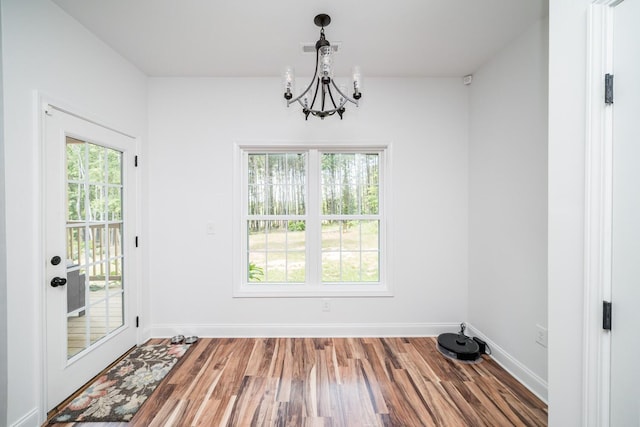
[535,325,548,348]
[321,298,331,312]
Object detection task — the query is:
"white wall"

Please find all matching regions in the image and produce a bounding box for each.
[146,77,469,337]
[548,0,591,425]
[0,4,7,424]
[1,0,148,425]
[468,18,549,400]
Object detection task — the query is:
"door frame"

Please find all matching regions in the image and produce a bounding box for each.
[583,1,623,426]
[37,93,142,421]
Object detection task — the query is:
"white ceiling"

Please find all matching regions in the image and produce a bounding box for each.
[51,0,548,78]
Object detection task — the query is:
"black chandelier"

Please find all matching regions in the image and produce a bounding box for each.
[283,14,362,120]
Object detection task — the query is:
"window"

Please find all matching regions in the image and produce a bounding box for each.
[235,144,390,297]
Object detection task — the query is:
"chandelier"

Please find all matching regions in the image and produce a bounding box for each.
[283,14,362,120]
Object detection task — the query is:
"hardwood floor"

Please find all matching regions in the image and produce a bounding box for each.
[56,337,547,426]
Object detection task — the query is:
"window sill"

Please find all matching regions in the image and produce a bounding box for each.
[233,283,393,298]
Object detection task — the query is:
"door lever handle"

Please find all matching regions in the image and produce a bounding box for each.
[50,277,67,288]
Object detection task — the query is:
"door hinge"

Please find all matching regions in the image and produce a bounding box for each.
[135,236,139,248]
[605,74,614,104]
[136,316,139,328]
[135,155,139,167]
[43,103,54,116]
[603,301,612,330]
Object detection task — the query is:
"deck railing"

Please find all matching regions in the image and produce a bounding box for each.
[66,223,122,279]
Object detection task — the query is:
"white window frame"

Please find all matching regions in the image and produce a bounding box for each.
[233,141,392,298]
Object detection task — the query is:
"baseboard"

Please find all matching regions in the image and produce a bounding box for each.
[138,327,153,345]
[466,324,548,403]
[150,322,460,338]
[10,407,39,427]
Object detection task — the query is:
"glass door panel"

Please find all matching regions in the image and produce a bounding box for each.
[65,137,125,360]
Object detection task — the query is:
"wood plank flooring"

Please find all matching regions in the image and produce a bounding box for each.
[54,337,547,427]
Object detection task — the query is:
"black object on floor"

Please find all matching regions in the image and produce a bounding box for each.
[437,323,481,362]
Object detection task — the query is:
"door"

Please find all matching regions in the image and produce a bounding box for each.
[44,106,137,410]
[610,0,640,425]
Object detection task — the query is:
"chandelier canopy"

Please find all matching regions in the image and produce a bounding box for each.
[283,14,362,120]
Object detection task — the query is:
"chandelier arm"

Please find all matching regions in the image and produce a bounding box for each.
[311,110,336,118]
[310,77,321,110]
[331,80,359,106]
[305,103,347,116]
[306,82,348,115]
[288,49,321,106]
[327,85,339,109]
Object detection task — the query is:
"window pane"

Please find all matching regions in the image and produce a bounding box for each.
[266,221,287,251]
[88,185,106,221]
[321,154,340,187]
[248,153,306,215]
[89,299,107,344]
[246,152,307,285]
[288,153,306,183]
[321,220,380,283]
[363,154,379,214]
[108,187,122,221]
[266,252,286,282]
[341,221,360,251]
[287,251,305,282]
[107,150,122,184]
[248,252,266,283]
[89,262,108,301]
[87,225,107,266]
[322,185,342,215]
[248,154,266,185]
[287,221,306,250]
[321,221,341,251]
[88,144,106,183]
[268,154,287,184]
[361,221,379,251]
[268,185,287,215]
[67,226,85,265]
[342,252,361,281]
[109,224,123,258]
[109,258,123,291]
[362,185,379,215]
[248,221,267,283]
[287,185,304,215]
[67,182,85,221]
[362,252,379,282]
[248,185,266,215]
[67,310,88,358]
[66,138,84,181]
[322,253,340,282]
[248,220,306,284]
[248,221,267,251]
[321,153,379,215]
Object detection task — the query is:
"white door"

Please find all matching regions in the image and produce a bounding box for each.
[44,106,138,410]
[610,0,640,425]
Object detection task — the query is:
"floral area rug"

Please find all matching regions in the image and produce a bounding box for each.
[50,343,190,423]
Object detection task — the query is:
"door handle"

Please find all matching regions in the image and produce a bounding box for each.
[50,277,67,288]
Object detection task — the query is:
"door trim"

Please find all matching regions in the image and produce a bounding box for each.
[584,1,621,426]
[37,93,141,423]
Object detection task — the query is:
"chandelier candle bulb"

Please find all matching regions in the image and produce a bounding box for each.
[283,66,295,101]
[352,66,362,100]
